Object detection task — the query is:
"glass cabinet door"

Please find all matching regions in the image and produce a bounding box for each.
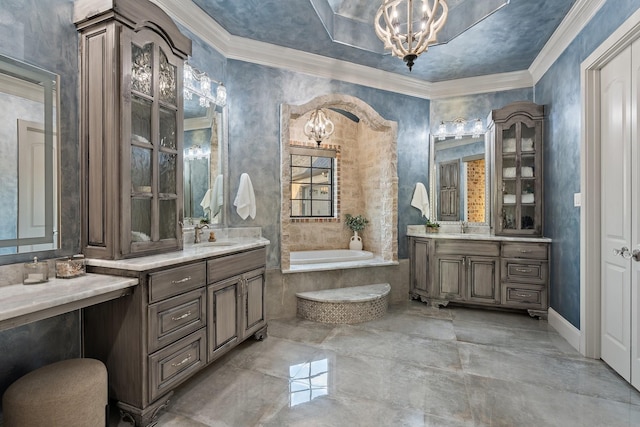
[493,102,544,236]
[128,36,182,254]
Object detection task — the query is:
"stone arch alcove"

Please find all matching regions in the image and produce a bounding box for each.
[280,94,398,271]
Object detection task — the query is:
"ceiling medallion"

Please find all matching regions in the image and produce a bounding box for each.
[374,0,448,71]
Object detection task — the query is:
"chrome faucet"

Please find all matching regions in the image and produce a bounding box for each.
[194,223,209,244]
[460,221,467,234]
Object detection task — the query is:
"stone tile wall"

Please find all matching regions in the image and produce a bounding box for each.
[281,95,398,267]
[466,158,485,223]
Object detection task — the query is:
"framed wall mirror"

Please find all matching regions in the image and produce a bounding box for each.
[429,133,490,225]
[0,54,60,262]
[183,99,227,227]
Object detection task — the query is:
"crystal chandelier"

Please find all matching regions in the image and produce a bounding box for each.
[304,109,335,147]
[374,0,448,71]
[183,63,227,107]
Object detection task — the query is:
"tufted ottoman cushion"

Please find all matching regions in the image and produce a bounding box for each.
[2,358,108,427]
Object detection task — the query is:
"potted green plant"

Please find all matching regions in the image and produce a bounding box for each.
[425,218,440,233]
[345,214,369,250]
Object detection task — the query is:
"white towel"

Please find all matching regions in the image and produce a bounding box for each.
[210,174,224,218]
[199,174,224,220]
[411,183,430,218]
[233,173,256,220]
[199,188,212,217]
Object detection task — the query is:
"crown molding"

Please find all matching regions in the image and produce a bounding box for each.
[529,0,606,84]
[428,70,533,99]
[152,0,596,100]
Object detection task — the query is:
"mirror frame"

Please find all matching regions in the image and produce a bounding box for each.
[429,133,491,226]
[183,103,228,228]
[0,54,61,264]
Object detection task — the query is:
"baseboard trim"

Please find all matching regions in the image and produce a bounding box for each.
[548,308,582,353]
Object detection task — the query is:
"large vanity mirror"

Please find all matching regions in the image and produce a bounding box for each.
[183,64,227,227]
[429,133,490,224]
[0,54,60,261]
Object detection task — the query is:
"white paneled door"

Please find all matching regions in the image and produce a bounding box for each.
[600,41,640,390]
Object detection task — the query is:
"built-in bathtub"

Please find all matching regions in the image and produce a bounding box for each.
[290,249,374,265]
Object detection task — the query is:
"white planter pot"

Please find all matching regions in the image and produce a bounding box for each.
[349,231,363,250]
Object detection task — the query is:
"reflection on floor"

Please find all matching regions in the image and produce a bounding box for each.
[111,301,640,426]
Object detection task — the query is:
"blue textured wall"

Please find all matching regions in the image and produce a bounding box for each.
[0,0,81,410]
[536,0,640,328]
[223,60,430,265]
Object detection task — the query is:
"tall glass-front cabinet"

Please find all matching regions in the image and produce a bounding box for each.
[75,0,192,259]
[487,101,545,236]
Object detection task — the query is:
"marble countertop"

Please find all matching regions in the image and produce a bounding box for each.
[0,273,138,331]
[296,283,391,303]
[407,225,551,243]
[86,237,271,272]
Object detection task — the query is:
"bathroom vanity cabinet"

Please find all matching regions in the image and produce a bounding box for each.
[488,101,545,237]
[75,0,192,260]
[409,235,550,318]
[83,246,267,426]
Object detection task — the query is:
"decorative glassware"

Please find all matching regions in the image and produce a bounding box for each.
[23,257,49,285]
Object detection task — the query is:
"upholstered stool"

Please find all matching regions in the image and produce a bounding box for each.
[2,358,108,427]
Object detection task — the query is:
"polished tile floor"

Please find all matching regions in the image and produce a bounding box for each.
[113,301,640,426]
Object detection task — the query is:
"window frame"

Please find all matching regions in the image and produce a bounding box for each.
[290,146,336,219]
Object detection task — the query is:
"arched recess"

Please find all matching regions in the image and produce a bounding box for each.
[280,94,398,271]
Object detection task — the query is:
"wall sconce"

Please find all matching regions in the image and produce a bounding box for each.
[184,144,209,161]
[436,117,484,140]
[304,108,335,147]
[184,63,226,107]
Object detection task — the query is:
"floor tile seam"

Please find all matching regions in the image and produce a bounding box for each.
[224,360,304,382]
[460,369,640,406]
[318,345,464,375]
[453,336,581,360]
[455,339,603,366]
[348,325,459,344]
[452,316,556,332]
[159,410,215,427]
[263,333,328,350]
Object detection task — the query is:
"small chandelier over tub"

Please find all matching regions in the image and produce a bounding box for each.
[304,109,335,147]
[374,0,448,71]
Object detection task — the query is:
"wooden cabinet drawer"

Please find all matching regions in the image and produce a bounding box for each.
[501,283,547,309]
[501,259,548,284]
[501,242,548,260]
[207,248,266,283]
[435,240,500,257]
[149,262,206,303]
[149,329,206,402]
[148,288,206,353]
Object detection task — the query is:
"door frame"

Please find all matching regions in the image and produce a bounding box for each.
[581,9,640,358]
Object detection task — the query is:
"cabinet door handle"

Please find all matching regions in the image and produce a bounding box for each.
[171,354,192,367]
[519,249,530,254]
[171,311,192,321]
[171,276,192,285]
[516,292,532,298]
[515,268,533,273]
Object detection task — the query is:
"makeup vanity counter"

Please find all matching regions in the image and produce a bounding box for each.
[0,274,138,332]
[83,236,270,426]
[407,227,551,318]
